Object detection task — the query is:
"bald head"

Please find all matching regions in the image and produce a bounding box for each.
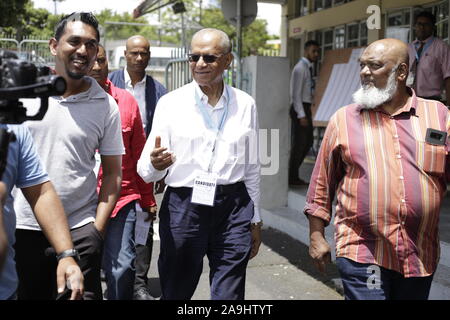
[125,35,150,76]
[191,28,231,55]
[364,38,409,67]
[355,38,411,110]
[126,35,150,51]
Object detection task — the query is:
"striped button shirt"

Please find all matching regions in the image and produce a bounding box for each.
[304,89,450,277]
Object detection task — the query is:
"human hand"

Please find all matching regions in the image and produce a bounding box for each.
[309,234,331,274]
[299,117,309,126]
[151,136,175,171]
[56,257,84,300]
[0,182,6,205]
[144,205,158,222]
[93,221,106,239]
[249,225,262,259]
[155,179,166,194]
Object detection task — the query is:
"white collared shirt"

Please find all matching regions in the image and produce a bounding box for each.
[137,81,261,223]
[124,67,147,127]
[290,57,314,118]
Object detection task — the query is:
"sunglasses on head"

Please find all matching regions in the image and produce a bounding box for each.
[188,53,225,63]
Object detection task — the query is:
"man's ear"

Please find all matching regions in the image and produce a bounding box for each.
[398,63,408,81]
[49,38,58,56]
[224,52,233,69]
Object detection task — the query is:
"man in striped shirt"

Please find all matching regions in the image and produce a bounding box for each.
[305,38,450,300]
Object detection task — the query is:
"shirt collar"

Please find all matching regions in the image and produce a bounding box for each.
[124,66,146,87]
[413,35,434,45]
[192,80,229,108]
[58,76,106,103]
[301,57,313,67]
[362,87,417,116]
[105,78,119,102]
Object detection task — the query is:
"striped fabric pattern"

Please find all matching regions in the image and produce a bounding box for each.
[304,89,450,277]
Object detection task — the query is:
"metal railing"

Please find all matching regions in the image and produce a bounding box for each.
[0,34,54,66]
[165,57,191,92]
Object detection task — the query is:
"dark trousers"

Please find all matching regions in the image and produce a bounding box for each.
[133,221,154,291]
[289,103,313,182]
[15,222,104,300]
[158,182,254,300]
[336,257,434,300]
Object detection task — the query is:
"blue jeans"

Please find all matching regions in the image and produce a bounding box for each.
[336,257,434,300]
[102,201,137,300]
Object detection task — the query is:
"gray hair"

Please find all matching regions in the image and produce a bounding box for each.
[191,28,232,54]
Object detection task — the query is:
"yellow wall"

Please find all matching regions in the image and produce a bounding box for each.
[289,0,438,38]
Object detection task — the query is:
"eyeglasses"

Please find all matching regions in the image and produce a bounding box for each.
[188,53,225,63]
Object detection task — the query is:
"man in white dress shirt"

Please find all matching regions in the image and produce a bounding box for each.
[137,28,262,300]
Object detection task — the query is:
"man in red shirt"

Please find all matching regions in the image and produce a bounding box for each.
[89,45,157,300]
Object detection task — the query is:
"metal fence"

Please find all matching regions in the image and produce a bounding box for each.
[165,47,191,92]
[165,47,239,92]
[0,34,54,66]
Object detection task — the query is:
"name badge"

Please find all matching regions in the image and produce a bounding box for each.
[191,173,217,206]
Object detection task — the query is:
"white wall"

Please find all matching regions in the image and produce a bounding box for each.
[242,55,290,210]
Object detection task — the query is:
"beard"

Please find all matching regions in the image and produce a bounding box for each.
[67,70,85,80]
[353,67,398,110]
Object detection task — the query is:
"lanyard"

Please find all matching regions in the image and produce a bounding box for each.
[415,37,434,61]
[194,84,230,172]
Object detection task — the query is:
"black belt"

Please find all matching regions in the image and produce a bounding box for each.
[215,181,245,195]
[169,181,245,195]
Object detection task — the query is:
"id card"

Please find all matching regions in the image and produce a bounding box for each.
[191,173,217,206]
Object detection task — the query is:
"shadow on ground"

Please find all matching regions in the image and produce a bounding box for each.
[261,227,342,294]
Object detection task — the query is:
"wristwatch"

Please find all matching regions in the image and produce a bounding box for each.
[56,249,80,262]
[251,221,263,229]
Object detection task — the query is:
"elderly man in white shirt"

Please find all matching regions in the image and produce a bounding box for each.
[138,28,261,300]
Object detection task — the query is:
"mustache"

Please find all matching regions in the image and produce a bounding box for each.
[70,54,88,62]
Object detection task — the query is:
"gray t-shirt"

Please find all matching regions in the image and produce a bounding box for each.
[14,77,125,230]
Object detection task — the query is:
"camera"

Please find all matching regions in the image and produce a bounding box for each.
[0,49,66,179]
[0,49,66,124]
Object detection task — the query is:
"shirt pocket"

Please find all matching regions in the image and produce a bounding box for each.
[417,141,446,176]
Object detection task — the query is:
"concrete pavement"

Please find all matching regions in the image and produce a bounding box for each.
[145,227,342,300]
[262,159,450,300]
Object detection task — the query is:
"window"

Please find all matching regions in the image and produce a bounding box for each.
[323,29,334,52]
[314,0,324,12]
[313,0,354,12]
[334,26,345,49]
[294,0,309,18]
[435,1,449,43]
[360,21,368,46]
[308,19,368,74]
[385,2,450,44]
[386,8,413,43]
[346,23,359,48]
[301,0,309,16]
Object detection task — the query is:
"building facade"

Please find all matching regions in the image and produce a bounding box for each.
[284,0,450,67]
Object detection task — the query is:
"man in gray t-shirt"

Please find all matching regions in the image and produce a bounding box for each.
[13,12,124,300]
